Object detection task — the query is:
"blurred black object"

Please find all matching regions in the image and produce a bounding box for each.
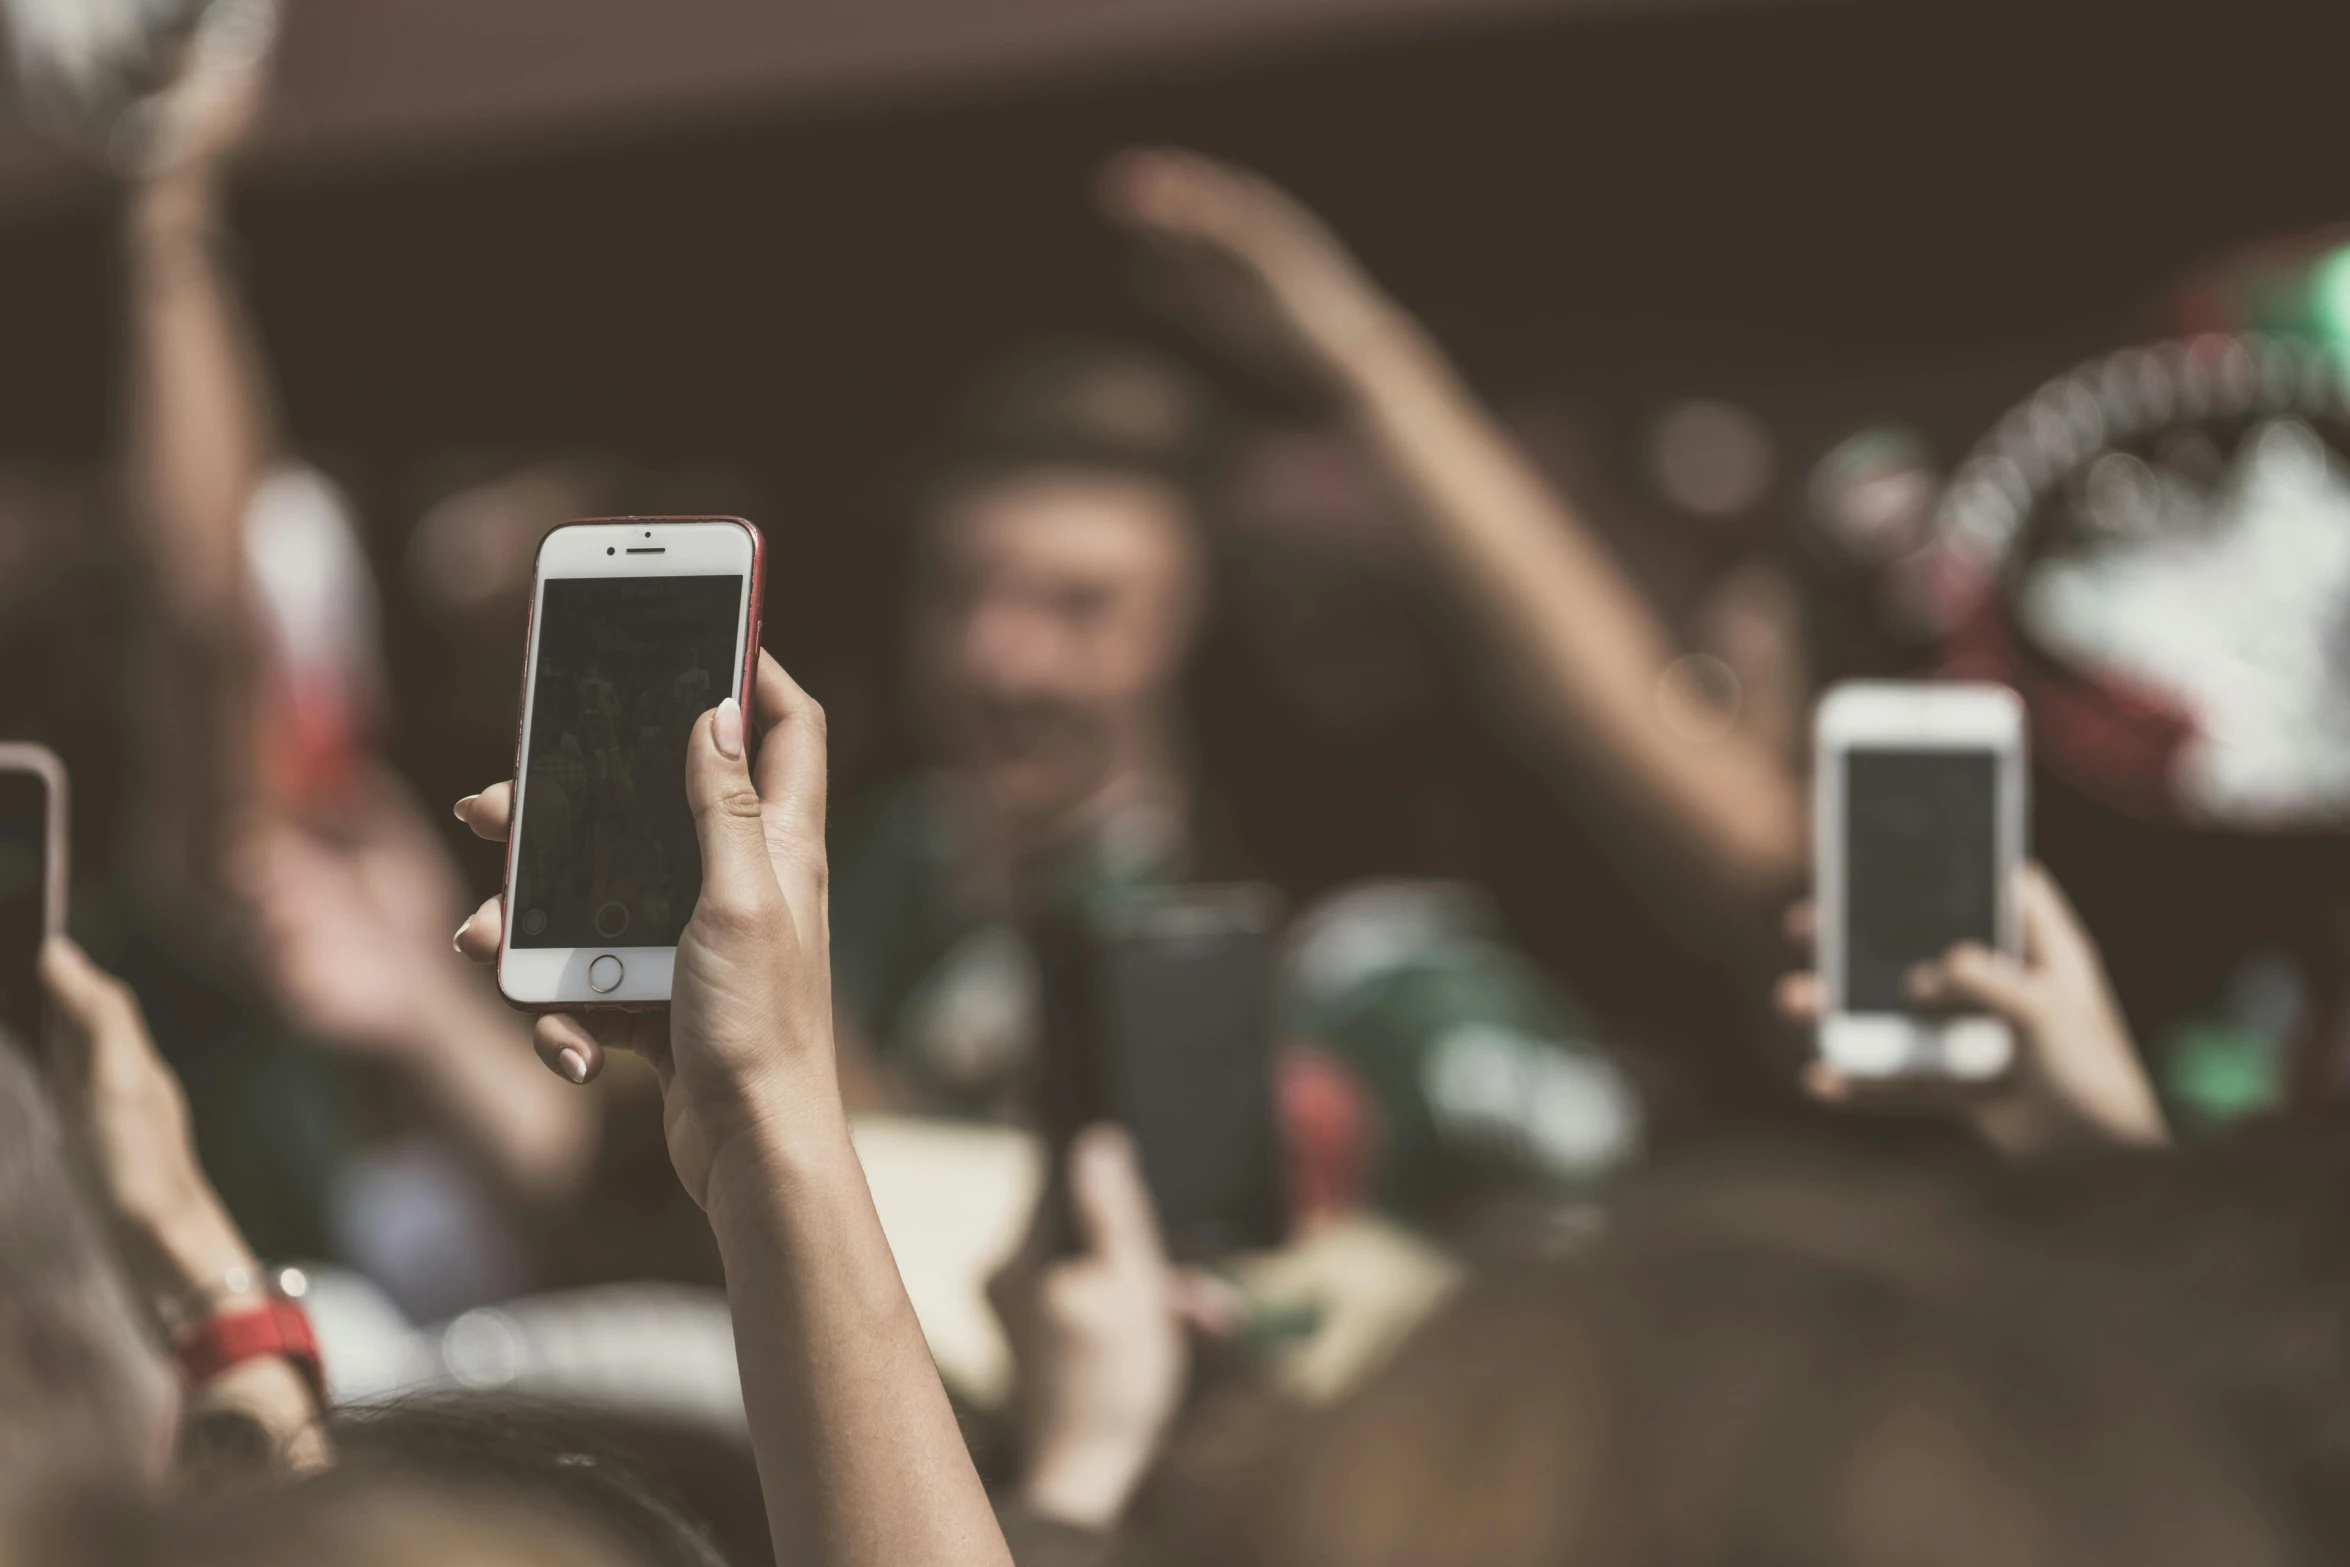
[329,1396,755,1567]
[0,763,54,1058]
[1032,884,1289,1261]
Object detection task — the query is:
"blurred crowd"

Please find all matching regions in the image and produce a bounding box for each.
[9,5,2350,1567]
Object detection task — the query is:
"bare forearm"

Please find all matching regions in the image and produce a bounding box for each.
[124,169,279,630]
[1328,316,1805,925]
[708,1110,1013,1567]
[121,170,279,888]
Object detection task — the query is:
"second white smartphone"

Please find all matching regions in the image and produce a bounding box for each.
[1814,680,2026,1081]
[498,517,764,1010]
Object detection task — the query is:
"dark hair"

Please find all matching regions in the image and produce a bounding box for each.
[922,342,1224,532]
[20,1466,633,1567]
[1971,1128,2350,1558]
[1158,1144,2314,1567]
[327,1396,732,1567]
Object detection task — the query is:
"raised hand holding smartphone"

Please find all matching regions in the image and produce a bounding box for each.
[496,517,763,1011]
[458,649,1020,1567]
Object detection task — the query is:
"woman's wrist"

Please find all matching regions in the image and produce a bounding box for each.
[127,169,225,250]
[700,1079,860,1248]
[122,1181,261,1327]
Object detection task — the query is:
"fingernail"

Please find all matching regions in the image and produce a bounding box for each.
[558,1047,588,1085]
[452,918,470,954]
[713,697,743,759]
[453,794,478,821]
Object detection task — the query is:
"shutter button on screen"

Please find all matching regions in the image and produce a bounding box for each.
[588,955,624,994]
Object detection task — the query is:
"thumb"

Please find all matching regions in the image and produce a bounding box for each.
[1907,941,2039,1027]
[38,936,153,1088]
[40,935,137,1042]
[686,697,782,924]
[1069,1124,1168,1274]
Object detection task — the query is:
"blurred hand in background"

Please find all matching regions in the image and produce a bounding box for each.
[41,934,325,1464]
[239,775,466,1053]
[1102,145,1809,966]
[238,774,595,1207]
[991,1124,1193,1533]
[1100,145,1399,391]
[1777,863,2167,1156]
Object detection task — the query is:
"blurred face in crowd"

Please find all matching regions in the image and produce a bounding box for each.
[917,467,1201,834]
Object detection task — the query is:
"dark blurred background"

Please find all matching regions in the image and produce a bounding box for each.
[1,0,2339,1062]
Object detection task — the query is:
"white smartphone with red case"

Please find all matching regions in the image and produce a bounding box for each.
[0,742,66,1056]
[1814,681,2026,1081]
[497,518,764,1010]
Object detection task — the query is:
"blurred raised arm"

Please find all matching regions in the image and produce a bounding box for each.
[456,654,1014,1567]
[119,50,281,936]
[1102,149,1805,957]
[124,83,278,639]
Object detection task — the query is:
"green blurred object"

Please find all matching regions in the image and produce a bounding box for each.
[2160,1019,2286,1128]
[1282,882,1641,1216]
[2187,235,2350,353]
[2312,246,2350,353]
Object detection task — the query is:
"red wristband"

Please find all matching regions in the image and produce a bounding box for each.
[176,1297,326,1409]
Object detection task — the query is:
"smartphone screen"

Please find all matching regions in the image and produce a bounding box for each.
[1843,749,1998,1011]
[1036,890,1288,1260]
[0,770,48,1050]
[510,575,743,950]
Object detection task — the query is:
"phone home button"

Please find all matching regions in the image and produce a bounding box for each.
[588,954,625,995]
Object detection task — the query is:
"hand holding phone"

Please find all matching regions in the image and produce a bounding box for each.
[1777,864,2165,1153]
[457,647,842,1208]
[993,1125,1191,1532]
[496,517,764,1011]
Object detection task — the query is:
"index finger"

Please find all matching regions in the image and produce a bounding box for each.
[1068,1124,1169,1274]
[455,782,512,842]
[39,936,154,1074]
